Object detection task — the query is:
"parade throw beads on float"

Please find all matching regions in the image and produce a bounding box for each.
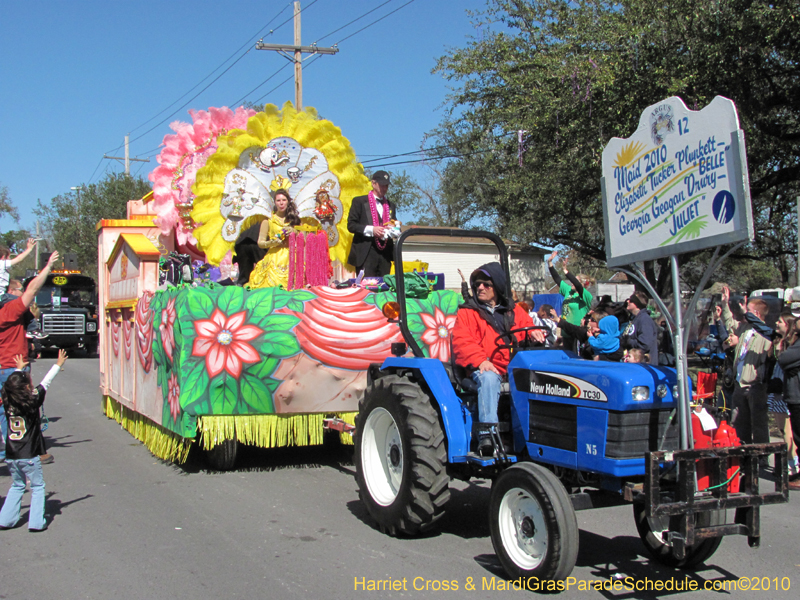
[191,102,369,267]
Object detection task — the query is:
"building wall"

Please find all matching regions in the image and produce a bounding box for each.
[402,244,500,290]
[510,254,548,298]
[401,242,547,295]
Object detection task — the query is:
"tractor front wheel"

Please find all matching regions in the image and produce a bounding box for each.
[490,462,579,581]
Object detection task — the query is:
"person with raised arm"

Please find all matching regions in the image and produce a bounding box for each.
[547,250,593,353]
[0,251,59,464]
[0,349,68,531]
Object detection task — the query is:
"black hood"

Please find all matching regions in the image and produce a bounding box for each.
[470,262,510,308]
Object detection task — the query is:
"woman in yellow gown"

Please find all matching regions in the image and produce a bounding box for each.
[248,189,302,288]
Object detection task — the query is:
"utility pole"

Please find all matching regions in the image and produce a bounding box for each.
[103,135,149,175]
[35,221,40,271]
[255,1,339,110]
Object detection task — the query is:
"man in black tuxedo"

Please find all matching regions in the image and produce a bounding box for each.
[347,170,397,277]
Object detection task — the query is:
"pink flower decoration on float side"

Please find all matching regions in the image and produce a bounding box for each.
[192,309,263,378]
[160,297,177,361]
[420,307,457,362]
[149,106,255,247]
[167,372,181,421]
[135,291,154,372]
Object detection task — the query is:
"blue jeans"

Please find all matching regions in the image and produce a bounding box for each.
[0,456,46,530]
[472,369,502,423]
[0,366,17,461]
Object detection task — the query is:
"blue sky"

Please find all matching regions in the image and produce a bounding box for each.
[0,0,490,233]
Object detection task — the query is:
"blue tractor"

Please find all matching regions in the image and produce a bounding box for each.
[353,229,788,581]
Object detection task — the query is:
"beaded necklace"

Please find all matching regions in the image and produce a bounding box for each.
[368,190,391,250]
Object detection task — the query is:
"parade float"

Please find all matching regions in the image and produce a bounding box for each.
[97,102,461,468]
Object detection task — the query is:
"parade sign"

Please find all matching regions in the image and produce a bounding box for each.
[601,96,753,267]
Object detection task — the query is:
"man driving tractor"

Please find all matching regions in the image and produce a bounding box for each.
[451,262,545,456]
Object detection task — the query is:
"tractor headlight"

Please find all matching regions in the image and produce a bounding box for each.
[86,322,97,332]
[632,386,650,401]
[656,384,668,398]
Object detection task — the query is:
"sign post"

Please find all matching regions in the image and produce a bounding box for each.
[601,96,754,450]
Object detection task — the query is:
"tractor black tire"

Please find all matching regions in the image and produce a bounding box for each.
[206,437,239,471]
[490,462,579,581]
[354,371,450,536]
[633,503,724,568]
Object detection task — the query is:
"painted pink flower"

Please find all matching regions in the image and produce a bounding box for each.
[136,291,154,372]
[192,309,263,378]
[420,307,457,362]
[167,372,180,421]
[160,297,177,361]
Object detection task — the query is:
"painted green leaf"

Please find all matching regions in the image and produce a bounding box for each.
[406,298,426,315]
[179,360,209,408]
[264,377,281,393]
[436,290,461,315]
[157,362,170,395]
[245,288,275,320]
[161,399,175,427]
[186,292,214,320]
[272,289,290,310]
[364,291,396,309]
[407,313,426,333]
[210,373,239,414]
[152,335,165,370]
[240,373,275,413]
[217,286,244,315]
[248,357,280,380]
[260,332,300,358]
[290,290,315,302]
[259,314,300,332]
[286,299,306,312]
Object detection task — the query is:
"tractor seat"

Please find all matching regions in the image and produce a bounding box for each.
[448,339,510,395]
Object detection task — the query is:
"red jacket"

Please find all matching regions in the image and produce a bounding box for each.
[452,303,533,374]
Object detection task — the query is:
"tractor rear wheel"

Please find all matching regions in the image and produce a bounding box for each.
[490,462,579,581]
[354,372,450,536]
[633,503,724,568]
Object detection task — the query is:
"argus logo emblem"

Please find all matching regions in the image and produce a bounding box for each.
[712,190,735,224]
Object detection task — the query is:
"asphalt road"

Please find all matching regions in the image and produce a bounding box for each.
[0,356,797,600]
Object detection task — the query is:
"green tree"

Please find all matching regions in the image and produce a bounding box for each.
[34,172,152,279]
[377,167,487,228]
[434,0,799,291]
[0,183,20,222]
[0,229,34,279]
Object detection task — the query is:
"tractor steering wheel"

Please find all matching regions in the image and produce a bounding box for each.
[493,325,551,355]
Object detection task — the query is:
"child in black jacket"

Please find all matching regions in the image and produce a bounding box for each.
[0,350,67,531]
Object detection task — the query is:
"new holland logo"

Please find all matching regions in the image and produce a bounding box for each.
[515,370,608,402]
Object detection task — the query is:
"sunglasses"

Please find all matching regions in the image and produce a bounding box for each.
[475,281,494,289]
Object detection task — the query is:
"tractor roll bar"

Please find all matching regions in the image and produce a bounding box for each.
[393,228,510,358]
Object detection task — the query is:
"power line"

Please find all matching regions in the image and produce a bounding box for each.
[333,0,416,45]
[104,1,305,156]
[230,63,293,107]
[239,0,415,107]
[312,0,394,43]
[122,50,254,149]
[123,3,293,139]
[86,157,105,185]
[253,69,299,104]
[364,131,518,169]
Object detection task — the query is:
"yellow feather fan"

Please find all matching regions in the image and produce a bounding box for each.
[192,102,369,265]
